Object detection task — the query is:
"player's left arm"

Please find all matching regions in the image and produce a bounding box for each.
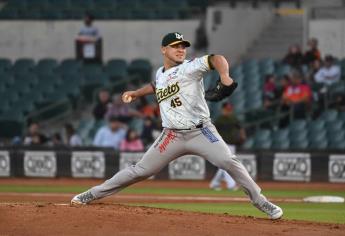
[209,55,234,86]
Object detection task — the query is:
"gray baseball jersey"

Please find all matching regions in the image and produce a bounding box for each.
[154,56,211,129]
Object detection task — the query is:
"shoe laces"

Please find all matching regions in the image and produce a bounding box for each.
[78,191,95,203]
[260,201,277,214]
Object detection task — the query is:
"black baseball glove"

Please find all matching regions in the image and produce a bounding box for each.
[205,80,238,102]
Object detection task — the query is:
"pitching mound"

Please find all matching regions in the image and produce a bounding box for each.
[1,202,344,236]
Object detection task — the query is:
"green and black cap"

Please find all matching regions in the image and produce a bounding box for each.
[161,32,191,47]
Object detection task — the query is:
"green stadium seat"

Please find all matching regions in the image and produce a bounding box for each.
[243,138,254,149]
[339,112,345,121]
[321,109,338,122]
[289,119,307,132]
[308,129,327,143]
[69,0,94,9]
[0,58,11,72]
[0,9,19,20]
[0,118,24,138]
[0,90,20,104]
[0,100,10,115]
[40,9,64,20]
[0,73,15,87]
[307,119,325,133]
[35,59,58,75]
[12,58,35,74]
[17,9,42,19]
[309,139,328,149]
[128,59,152,83]
[254,139,272,149]
[47,0,70,9]
[14,73,39,87]
[96,0,116,9]
[272,140,290,149]
[327,130,345,144]
[290,139,308,149]
[289,130,308,142]
[272,129,289,142]
[26,0,50,9]
[254,129,271,142]
[57,59,82,75]
[245,93,262,110]
[82,63,103,75]
[105,59,128,82]
[329,140,345,149]
[326,120,344,133]
[61,9,84,19]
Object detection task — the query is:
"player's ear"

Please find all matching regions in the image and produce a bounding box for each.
[161,46,166,55]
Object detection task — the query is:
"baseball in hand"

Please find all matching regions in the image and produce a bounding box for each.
[123,94,132,103]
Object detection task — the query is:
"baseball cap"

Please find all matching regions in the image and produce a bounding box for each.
[161,32,191,47]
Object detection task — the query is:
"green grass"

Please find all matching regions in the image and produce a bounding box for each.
[0,185,345,198]
[128,202,345,224]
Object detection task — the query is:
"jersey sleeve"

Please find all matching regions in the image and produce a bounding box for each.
[184,55,214,79]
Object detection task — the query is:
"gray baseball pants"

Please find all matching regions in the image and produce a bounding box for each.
[90,122,266,205]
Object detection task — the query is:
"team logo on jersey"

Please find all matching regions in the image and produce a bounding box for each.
[156,82,180,103]
[167,68,179,81]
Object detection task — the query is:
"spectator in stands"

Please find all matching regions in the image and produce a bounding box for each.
[76,13,100,43]
[105,94,142,122]
[93,89,111,121]
[51,133,63,146]
[138,97,160,118]
[93,116,127,149]
[281,73,312,120]
[263,74,278,109]
[23,122,48,146]
[306,59,322,83]
[141,117,160,146]
[314,55,341,86]
[283,44,303,70]
[64,123,83,146]
[276,75,291,100]
[120,129,144,152]
[215,103,246,146]
[303,38,321,66]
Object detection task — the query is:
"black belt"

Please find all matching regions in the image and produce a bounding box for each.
[167,123,204,131]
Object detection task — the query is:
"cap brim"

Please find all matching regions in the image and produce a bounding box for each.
[168,40,191,47]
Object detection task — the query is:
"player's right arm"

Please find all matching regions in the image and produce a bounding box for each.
[122,83,155,103]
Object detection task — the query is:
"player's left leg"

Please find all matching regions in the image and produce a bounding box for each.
[185,123,283,219]
[71,129,185,205]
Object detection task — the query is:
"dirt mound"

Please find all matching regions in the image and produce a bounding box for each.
[1,203,344,236]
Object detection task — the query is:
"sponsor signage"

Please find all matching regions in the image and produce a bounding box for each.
[237,154,257,180]
[0,151,10,177]
[71,152,105,178]
[169,155,205,180]
[273,153,311,181]
[329,155,345,183]
[24,151,57,177]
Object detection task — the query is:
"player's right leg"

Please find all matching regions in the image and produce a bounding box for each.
[71,130,184,205]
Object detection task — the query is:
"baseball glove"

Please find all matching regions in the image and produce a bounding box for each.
[205,80,238,102]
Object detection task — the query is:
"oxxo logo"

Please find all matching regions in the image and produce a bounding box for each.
[329,155,345,183]
[0,151,10,177]
[71,152,105,178]
[169,155,205,180]
[24,151,56,177]
[237,154,257,180]
[273,153,311,181]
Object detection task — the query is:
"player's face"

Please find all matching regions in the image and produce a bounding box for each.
[162,43,187,65]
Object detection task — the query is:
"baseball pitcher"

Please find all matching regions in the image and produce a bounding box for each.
[71,32,283,220]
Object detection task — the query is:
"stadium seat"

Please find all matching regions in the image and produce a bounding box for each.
[289,130,308,143]
[272,129,289,142]
[325,120,344,133]
[327,130,345,144]
[128,59,152,83]
[105,59,128,82]
[272,140,290,149]
[254,139,272,149]
[308,129,327,143]
[12,58,35,74]
[81,63,103,75]
[57,59,82,75]
[0,58,11,72]
[243,138,254,149]
[309,140,328,149]
[290,139,308,149]
[307,119,325,133]
[35,59,58,75]
[254,129,271,142]
[329,140,345,149]
[321,109,338,122]
[289,119,307,133]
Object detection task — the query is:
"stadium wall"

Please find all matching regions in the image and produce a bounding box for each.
[309,19,345,59]
[0,20,199,66]
[0,147,344,182]
[206,6,274,63]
